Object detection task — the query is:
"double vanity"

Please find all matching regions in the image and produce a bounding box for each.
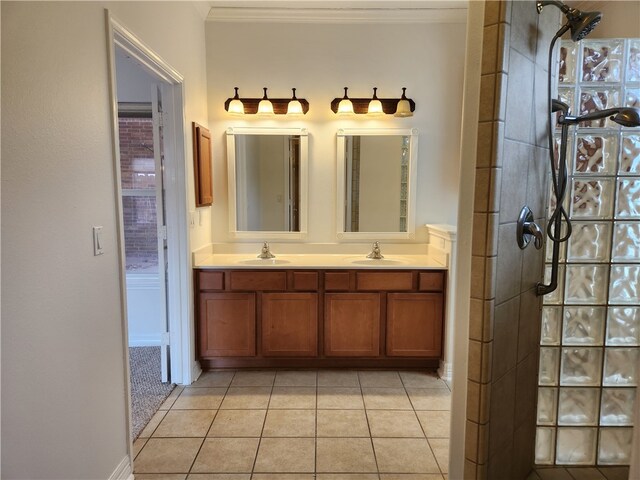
[194,252,447,369]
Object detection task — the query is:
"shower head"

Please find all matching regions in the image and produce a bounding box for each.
[560,107,640,127]
[536,0,602,41]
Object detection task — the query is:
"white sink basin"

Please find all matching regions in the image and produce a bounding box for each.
[349,258,409,266]
[239,258,291,266]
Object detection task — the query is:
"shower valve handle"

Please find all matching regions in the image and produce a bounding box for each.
[517,206,544,250]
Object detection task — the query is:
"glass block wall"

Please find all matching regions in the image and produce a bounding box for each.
[536,38,640,466]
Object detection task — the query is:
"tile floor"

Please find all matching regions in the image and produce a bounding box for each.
[133,369,451,479]
[529,466,630,480]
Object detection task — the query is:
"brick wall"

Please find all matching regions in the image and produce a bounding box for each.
[118,117,158,271]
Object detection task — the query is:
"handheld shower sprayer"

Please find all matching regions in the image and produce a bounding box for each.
[536,0,602,41]
[536,1,604,296]
[559,107,640,128]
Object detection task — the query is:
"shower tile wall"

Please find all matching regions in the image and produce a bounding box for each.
[465,1,559,479]
[536,37,640,467]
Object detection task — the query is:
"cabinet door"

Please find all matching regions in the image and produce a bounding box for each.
[199,292,256,357]
[324,293,380,357]
[386,293,443,357]
[262,293,318,357]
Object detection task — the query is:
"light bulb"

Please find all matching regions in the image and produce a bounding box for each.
[368,87,383,116]
[287,88,304,115]
[394,87,413,117]
[257,87,274,115]
[337,87,354,115]
[228,87,244,115]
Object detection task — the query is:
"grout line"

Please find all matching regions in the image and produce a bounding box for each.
[249,376,274,474]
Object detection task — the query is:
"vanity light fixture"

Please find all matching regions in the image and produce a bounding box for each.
[257,88,274,115]
[224,88,310,115]
[227,87,244,115]
[367,87,384,116]
[330,87,416,116]
[287,88,304,116]
[394,87,413,117]
[337,87,355,115]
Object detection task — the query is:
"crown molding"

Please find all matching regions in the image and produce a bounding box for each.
[206,3,467,24]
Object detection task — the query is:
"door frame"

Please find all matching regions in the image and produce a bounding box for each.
[105,9,195,460]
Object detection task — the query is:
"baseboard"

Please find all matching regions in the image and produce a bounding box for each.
[128,334,162,347]
[438,360,453,383]
[191,360,203,385]
[108,455,133,480]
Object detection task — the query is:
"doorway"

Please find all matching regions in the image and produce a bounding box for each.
[107,10,194,460]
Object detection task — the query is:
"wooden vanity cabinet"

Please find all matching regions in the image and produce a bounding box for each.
[195,268,445,368]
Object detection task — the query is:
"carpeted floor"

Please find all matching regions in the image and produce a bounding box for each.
[129,346,175,440]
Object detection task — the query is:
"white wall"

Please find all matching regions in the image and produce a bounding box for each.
[1,2,209,478]
[205,20,466,244]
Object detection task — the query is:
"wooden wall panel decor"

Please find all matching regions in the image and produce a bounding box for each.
[193,122,213,207]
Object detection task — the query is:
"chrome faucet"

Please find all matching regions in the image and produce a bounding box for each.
[366,241,384,260]
[257,242,276,259]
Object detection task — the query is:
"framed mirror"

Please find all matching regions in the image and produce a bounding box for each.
[336,128,418,240]
[227,127,308,239]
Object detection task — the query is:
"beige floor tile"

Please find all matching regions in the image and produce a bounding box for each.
[416,411,451,438]
[535,468,574,480]
[362,387,413,410]
[317,370,360,387]
[316,437,377,473]
[159,386,184,410]
[135,474,187,480]
[208,410,266,437]
[133,437,148,459]
[268,386,316,409]
[429,438,449,473]
[566,468,606,480]
[399,371,448,389]
[316,409,370,437]
[274,371,317,386]
[373,438,440,474]
[172,388,226,410]
[187,475,250,480]
[380,475,444,480]
[317,387,364,409]
[262,409,315,437]
[191,438,259,473]
[597,467,630,480]
[134,438,203,473]
[220,387,272,409]
[252,475,315,480]
[138,410,168,438]
[191,371,235,388]
[405,388,451,411]
[254,437,315,473]
[358,371,403,388]
[367,410,424,437]
[153,410,216,437]
[231,371,276,387]
[317,475,378,480]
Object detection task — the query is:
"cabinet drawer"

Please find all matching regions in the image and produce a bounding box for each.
[356,272,413,291]
[418,272,445,292]
[230,271,286,291]
[325,272,350,291]
[199,271,224,290]
[291,271,318,291]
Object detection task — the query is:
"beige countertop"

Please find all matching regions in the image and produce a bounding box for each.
[194,253,446,270]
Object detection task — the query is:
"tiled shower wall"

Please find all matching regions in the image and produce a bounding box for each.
[536,38,640,466]
[464,1,560,478]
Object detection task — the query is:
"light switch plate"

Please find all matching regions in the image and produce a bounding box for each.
[93,226,104,256]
